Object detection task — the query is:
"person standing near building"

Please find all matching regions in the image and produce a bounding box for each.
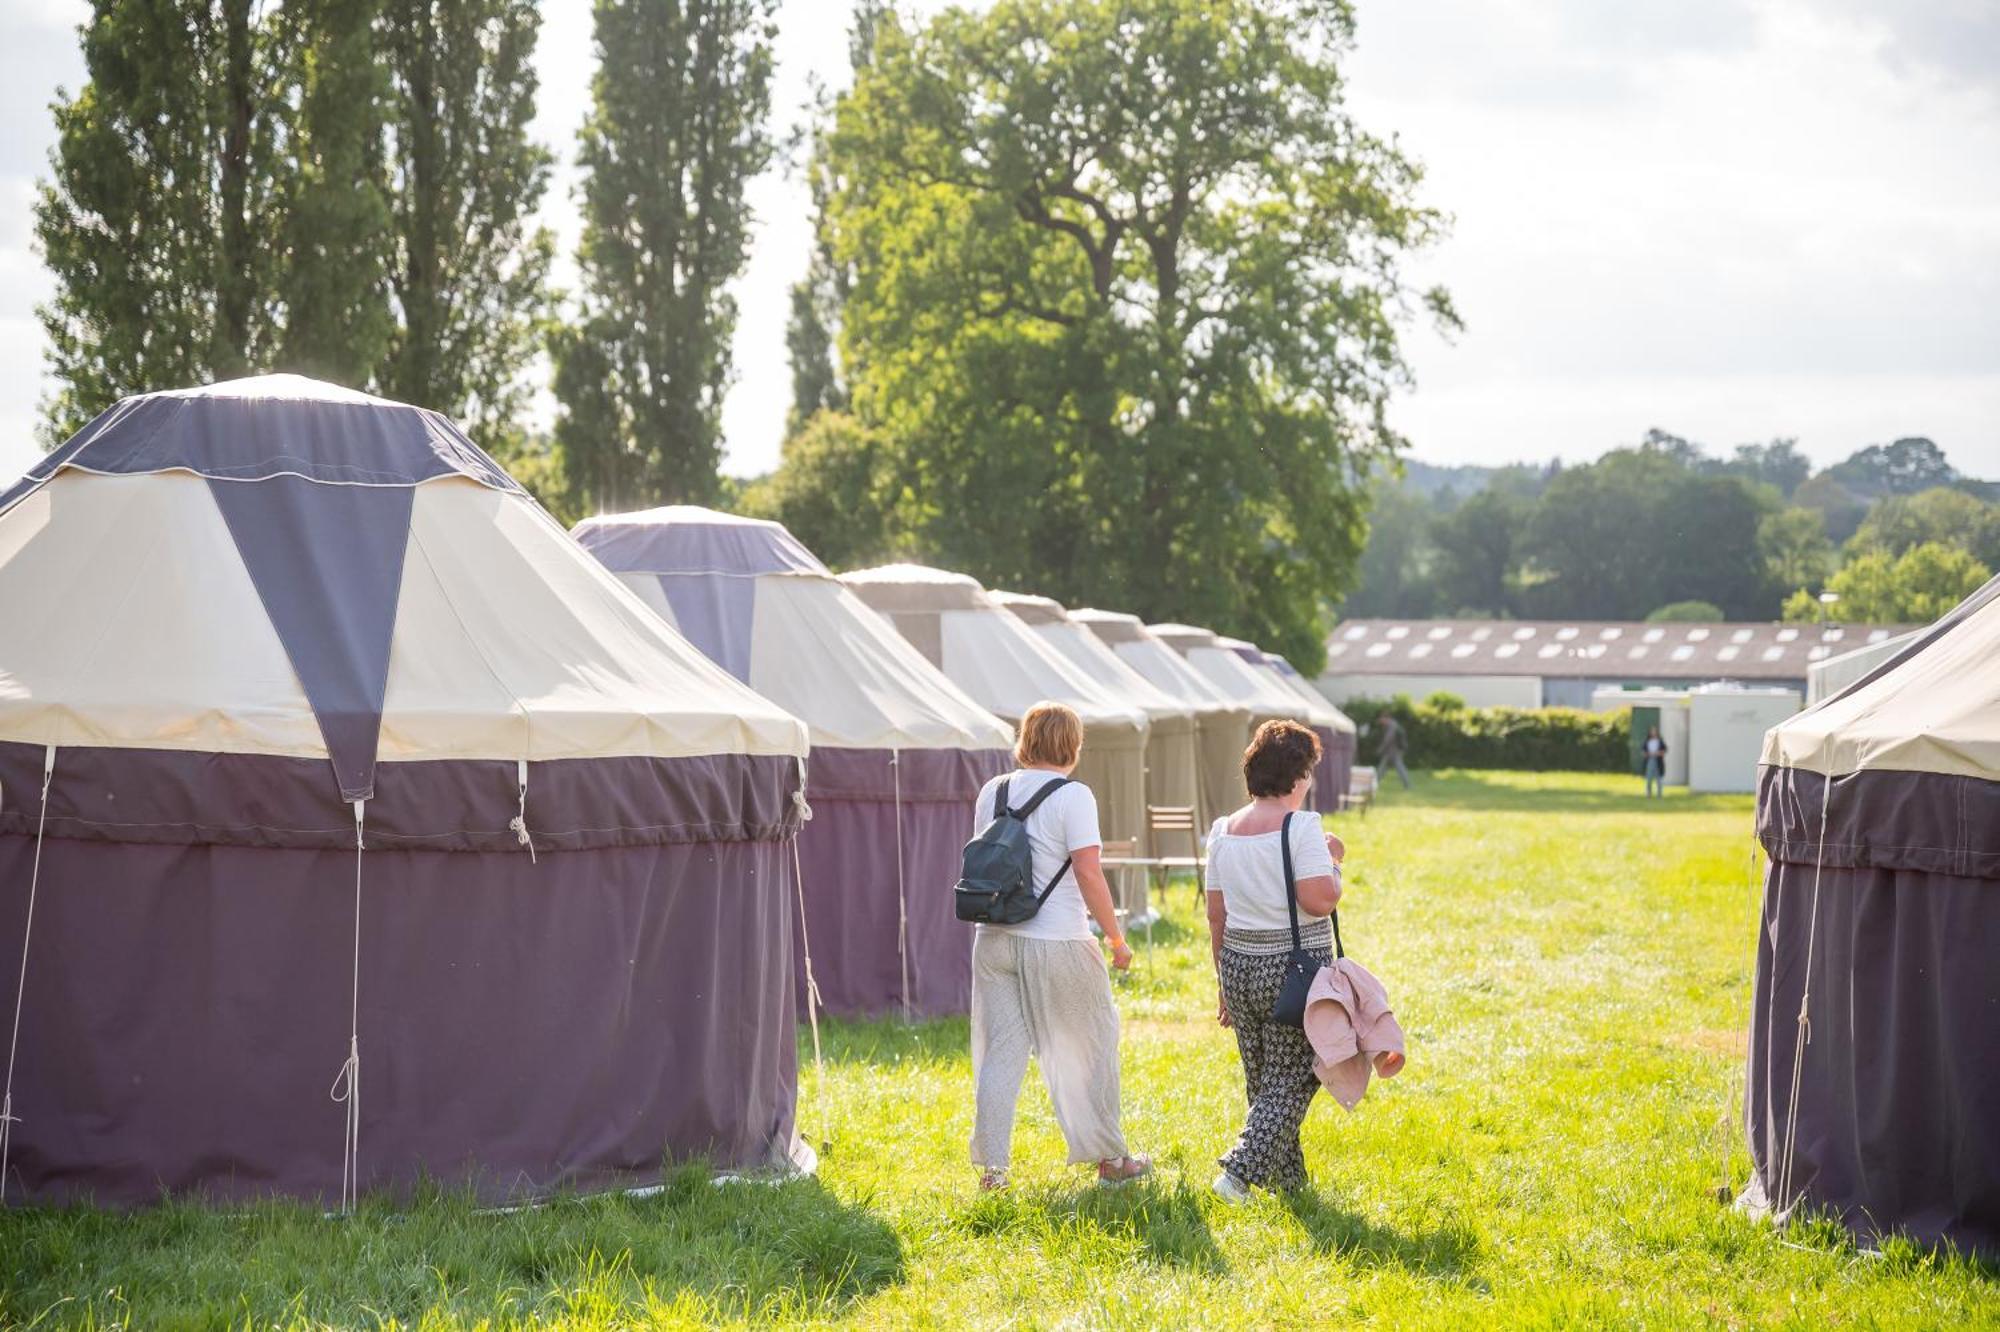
[1641,724,1668,799]
[1374,711,1410,789]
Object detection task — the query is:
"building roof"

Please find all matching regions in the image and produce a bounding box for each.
[1322,618,1916,682]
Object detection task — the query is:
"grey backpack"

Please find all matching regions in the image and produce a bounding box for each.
[954,776,1073,924]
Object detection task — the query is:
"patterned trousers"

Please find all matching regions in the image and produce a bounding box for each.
[1218,942,1333,1191]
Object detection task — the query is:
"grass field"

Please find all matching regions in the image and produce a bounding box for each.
[3,771,1994,1330]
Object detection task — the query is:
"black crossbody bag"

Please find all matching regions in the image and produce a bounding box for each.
[1271,810,1344,1028]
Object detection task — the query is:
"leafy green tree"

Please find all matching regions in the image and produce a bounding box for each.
[1824,436,1957,499]
[1780,587,1827,624]
[36,0,293,439]
[1338,479,1440,620]
[1722,438,1811,497]
[1849,486,2000,567]
[1430,489,1523,616]
[1646,600,1725,622]
[737,410,902,569]
[278,0,395,386]
[822,0,1453,669]
[556,0,777,511]
[1823,542,1990,623]
[375,0,554,449]
[1792,473,1870,545]
[1756,506,1835,594]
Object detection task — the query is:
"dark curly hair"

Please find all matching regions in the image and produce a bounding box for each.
[1242,719,1322,798]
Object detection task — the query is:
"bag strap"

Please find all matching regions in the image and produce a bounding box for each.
[1007,774,1071,820]
[1280,811,1344,960]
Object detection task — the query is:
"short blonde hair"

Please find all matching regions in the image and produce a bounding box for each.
[1014,701,1084,768]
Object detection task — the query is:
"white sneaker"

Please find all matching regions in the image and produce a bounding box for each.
[1211,1171,1251,1204]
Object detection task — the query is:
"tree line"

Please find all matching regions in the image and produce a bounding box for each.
[1339,432,1996,627]
[37,0,1452,673]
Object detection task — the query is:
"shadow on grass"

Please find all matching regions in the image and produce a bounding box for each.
[962,1177,1227,1274]
[1280,1189,1483,1283]
[1365,769,1749,815]
[0,1165,905,1328]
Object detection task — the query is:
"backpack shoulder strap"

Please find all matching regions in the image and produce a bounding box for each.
[1008,775,1071,820]
[993,776,1011,821]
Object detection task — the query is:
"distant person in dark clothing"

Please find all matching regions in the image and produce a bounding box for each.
[1642,724,1668,799]
[1374,712,1410,789]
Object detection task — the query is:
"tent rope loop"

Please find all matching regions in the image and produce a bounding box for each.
[0,744,54,1203]
[1775,770,1832,1219]
[892,749,910,1020]
[509,757,536,864]
[328,798,366,1215]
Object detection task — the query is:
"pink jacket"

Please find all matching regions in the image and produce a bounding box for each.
[1301,958,1406,1110]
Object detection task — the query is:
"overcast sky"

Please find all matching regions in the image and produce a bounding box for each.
[0,0,1995,487]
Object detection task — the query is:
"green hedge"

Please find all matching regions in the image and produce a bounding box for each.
[1343,693,1632,773]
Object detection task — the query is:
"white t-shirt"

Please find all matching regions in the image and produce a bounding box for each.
[1204,811,1338,933]
[971,769,1102,942]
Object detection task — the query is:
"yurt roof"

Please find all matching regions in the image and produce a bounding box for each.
[1236,644,1355,733]
[843,568,1146,732]
[0,377,807,802]
[1073,609,1247,716]
[572,504,827,579]
[992,593,1194,723]
[1761,574,2000,779]
[1153,624,1308,720]
[573,509,1010,753]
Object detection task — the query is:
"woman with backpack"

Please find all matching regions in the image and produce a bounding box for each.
[963,701,1151,1191]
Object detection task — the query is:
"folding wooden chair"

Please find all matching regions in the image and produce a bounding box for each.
[1146,805,1206,906]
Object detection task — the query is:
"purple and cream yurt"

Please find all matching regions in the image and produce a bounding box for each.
[1744,574,2000,1254]
[1150,624,1332,812]
[0,377,812,1206]
[572,506,1014,1018]
[1236,643,1357,811]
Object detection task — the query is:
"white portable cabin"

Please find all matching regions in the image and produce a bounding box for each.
[1687,685,1801,793]
[1589,686,1691,787]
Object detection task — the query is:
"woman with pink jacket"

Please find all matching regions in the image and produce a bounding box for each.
[1202,721,1347,1200]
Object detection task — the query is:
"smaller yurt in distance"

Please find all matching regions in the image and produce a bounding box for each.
[1746,574,2000,1255]
[1072,608,1251,826]
[1227,640,1356,810]
[0,377,811,1207]
[1151,624,1323,809]
[842,566,1153,923]
[572,506,1014,1017]
[991,592,1202,826]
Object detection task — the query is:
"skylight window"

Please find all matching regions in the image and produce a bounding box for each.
[1342,625,1368,641]
[1600,627,1622,640]
[1366,642,1392,658]
[1762,647,1784,662]
[1776,628,1799,642]
[1628,645,1649,659]
[1808,645,1831,661]
[1685,628,1710,642]
[1823,628,1844,642]
[1471,627,1493,642]
[1451,643,1478,659]
[1556,626,1579,640]
[1408,642,1433,659]
[1717,646,1740,662]
[1386,626,1409,640]
[1642,628,1665,643]
[1731,629,1754,643]
[1512,626,1536,640]
[1427,626,1452,640]
[1328,643,1349,657]
[1670,645,1695,661]
[1537,644,1563,659]
[1495,643,1520,659]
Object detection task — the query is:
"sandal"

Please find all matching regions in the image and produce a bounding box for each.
[979,1168,1010,1192]
[1097,1154,1152,1185]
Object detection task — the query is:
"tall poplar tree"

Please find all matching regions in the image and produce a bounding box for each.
[35,0,292,439]
[555,0,777,511]
[376,0,553,449]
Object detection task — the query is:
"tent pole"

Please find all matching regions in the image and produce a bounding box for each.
[0,745,54,1203]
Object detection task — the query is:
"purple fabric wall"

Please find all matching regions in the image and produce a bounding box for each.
[0,743,804,1206]
[795,747,1010,1018]
[574,518,825,579]
[656,573,759,683]
[0,834,798,1206]
[1748,766,2000,1255]
[1307,724,1355,812]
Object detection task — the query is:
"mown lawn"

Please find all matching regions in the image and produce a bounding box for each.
[3,771,1994,1330]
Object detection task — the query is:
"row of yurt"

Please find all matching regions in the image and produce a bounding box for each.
[1072,609,1253,829]
[0,378,812,1206]
[1151,624,1340,812]
[839,566,1154,924]
[1225,640,1356,810]
[1745,573,2000,1256]
[990,592,1203,826]
[571,508,1013,1018]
